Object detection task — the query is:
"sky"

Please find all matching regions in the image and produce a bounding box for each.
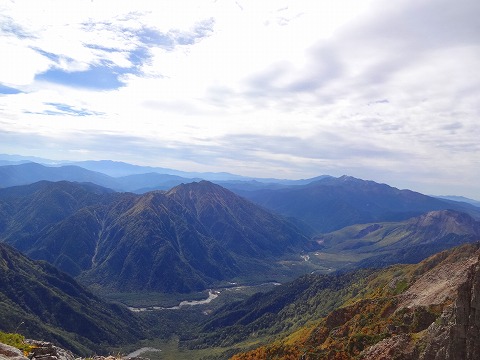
[0,0,479,199]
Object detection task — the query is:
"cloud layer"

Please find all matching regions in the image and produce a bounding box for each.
[1,0,479,198]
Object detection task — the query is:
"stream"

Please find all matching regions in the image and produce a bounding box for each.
[125,347,162,358]
[128,290,219,312]
[127,282,281,312]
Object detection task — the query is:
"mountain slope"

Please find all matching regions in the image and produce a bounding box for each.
[187,269,374,351]
[231,243,480,359]
[75,181,315,292]
[235,175,480,233]
[0,243,144,356]
[1,181,315,293]
[165,181,313,257]
[317,209,480,268]
[0,181,114,251]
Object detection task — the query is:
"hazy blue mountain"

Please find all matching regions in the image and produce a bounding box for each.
[0,154,58,164]
[0,163,120,189]
[234,175,480,233]
[435,195,480,208]
[0,163,197,193]
[216,176,332,192]
[0,160,30,166]
[69,159,249,181]
[115,172,202,192]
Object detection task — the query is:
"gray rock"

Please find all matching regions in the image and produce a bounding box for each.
[0,342,28,360]
[25,341,75,360]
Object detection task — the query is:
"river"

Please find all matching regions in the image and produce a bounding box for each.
[128,290,219,312]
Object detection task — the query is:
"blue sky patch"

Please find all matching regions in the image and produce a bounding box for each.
[45,102,103,116]
[31,19,214,91]
[35,64,132,90]
[25,102,103,117]
[129,46,151,67]
[0,84,22,95]
[137,26,173,48]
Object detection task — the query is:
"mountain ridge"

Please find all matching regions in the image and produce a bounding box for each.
[235,176,480,233]
[0,180,315,293]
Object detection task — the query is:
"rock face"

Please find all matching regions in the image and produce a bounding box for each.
[419,259,480,360]
[361,246,480,360]
[359,334,419,359]
[25,341,75,360]
[0,342,27,360]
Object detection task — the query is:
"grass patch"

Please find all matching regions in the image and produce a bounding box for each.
[0,331,34,354]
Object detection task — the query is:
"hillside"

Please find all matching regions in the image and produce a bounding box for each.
[0,181,315,293]
[0,181,115,251]
[187,269,375,351]
[0,243,145,356]
[235,175,480,233]
[231,243,480,359]
[317,209,480,268]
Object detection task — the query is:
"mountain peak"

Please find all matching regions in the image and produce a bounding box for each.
[166,180,234,202]
[411,209,480,234]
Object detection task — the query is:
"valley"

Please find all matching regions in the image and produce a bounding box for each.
[0,160,480,359]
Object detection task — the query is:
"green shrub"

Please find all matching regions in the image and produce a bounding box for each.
[0,331,34,354]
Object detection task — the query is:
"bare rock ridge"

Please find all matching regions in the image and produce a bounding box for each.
[419,252,480,360]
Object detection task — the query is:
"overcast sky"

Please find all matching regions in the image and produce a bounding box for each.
[1,0,479,198]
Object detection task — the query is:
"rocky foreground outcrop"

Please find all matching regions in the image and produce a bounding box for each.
[0,340,146,360]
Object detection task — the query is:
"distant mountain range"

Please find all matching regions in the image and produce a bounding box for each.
[1,161,479,232]
[235,175,480,233]
[0,161,330,193]
[435,195,480,208]
[0,162,197,192]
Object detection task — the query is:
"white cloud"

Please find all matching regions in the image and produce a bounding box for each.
[0,41,52,86]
